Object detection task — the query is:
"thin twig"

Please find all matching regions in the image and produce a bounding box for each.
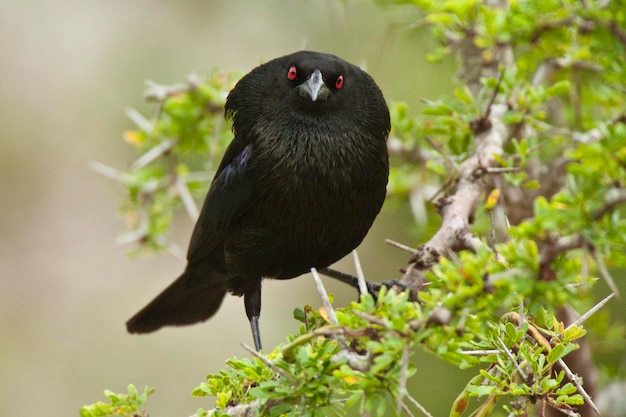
[114,227,148,246]
[241,343,294,382]
[311,268,338,324]
[385,239,419,255]
[166,241,186,260]
[483,69,506,120]
[88,160,128,183]
[352,250,369,296]
[144,79,195,102]
[565,293,615,331]
[125,107,154,132]
[131,139,176,170]
[404,391,434,417]
[462,349,500,356]
[175,176,200,221]
[556,357,600,415]
[496,336,527,380]
[398,401,416,417]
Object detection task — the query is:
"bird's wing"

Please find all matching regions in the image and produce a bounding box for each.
[186,138,254,264]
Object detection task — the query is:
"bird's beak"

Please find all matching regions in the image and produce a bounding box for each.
[298,69,330,102]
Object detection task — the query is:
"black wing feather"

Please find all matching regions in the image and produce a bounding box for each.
[187,140,254,264]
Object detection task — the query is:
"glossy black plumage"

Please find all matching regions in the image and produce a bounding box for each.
[126,51,390,350]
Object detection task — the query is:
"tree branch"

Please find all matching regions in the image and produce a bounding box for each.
[401,104,509,286]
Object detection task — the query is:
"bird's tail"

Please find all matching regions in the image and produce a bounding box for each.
[126,264,228,334]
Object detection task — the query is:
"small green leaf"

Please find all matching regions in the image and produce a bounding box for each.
[562,394,585,405]
[546,80,571,97]
[556,382,577,395]
[505,322,517,341]
[563,325,587,341]
[524,180,540,189]
[454,86,475,104]
[216,390,232,409]
[503,111,524,124]
[467,384,497,396]
[423,101,453,116]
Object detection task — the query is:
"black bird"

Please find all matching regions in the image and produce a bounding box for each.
[126,51,390,351]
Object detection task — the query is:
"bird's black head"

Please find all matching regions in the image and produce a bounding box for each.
[282,51,348,109]
[225,51,390,139]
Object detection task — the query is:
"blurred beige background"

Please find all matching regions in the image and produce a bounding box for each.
[0,1,465,416]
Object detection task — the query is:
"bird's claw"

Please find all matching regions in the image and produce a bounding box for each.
[364,279,410,301]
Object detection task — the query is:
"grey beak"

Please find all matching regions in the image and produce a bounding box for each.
[298,69,330,102]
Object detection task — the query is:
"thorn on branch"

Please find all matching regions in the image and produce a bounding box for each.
[131,139,177,170]
[385,239,419,255]
[125,107,154,132]
[557,357,600,415]
[565,293,615,331]
[352,250,369,297]
[241,343,294,383]
[175,176,200,221]
[144,74,200,102]
[311,268,338,325]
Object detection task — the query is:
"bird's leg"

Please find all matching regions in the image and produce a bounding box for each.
[318,267,359,287]
[318,267,406,300]
[244,281,263,351]
[249,316,262,351]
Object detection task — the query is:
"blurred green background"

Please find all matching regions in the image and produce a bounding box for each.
[0,1,472,416]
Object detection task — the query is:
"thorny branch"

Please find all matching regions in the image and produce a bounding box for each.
[202,260,433,417]
[389,5,626,417]
[399,103,509,287]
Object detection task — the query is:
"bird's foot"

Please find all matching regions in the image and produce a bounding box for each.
[363,279,411,301]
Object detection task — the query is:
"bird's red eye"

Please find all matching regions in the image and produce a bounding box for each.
[287,66,297,80]
[335,75,344,89]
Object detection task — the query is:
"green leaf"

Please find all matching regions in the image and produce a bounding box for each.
[454,86,475,104]
[467,384,497,396]
[268,403,292,416]
[547,342,579,363]
[545,80,571,97]
[563,325,586,341]
[423,101,453,116]
[524,180,540,189]
[503,111,524,124]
